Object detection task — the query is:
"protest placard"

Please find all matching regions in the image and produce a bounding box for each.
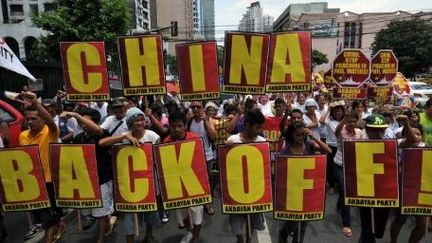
[0,146,50,212]
[343,140,399,207]
[401,148,432,216]
[118,35,166,96]
[154,138,212,210]
[60,42,110,101]
[266,31,311,93]
[223,32,269,94]
[50,144,101,208]
[218,142,273,214]
[177,41,220,101]
[112,144,157,212]
[274,155,326,221]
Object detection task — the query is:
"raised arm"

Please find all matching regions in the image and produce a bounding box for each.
[24,91,57,133]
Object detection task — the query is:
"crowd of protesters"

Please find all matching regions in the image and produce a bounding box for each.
[1,89,432,243]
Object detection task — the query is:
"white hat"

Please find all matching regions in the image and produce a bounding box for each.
[304,98,318,108]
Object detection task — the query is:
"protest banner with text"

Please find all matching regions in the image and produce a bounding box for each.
[118,35,166,96]
[60,42,110,101]
[367,86,393,104]
[223,32,269,94]
[266,31,311,93]
[113,144,157,212]
[154,138,212,210]
[0,146,50,212]
[401,149,432,216]
[218,142,273,214]
[263,116,283,153]
[50,144,101,209]
[343,140,399,207]
[370,50,398,86]
[177,41,220,101]
[274,155,326,221]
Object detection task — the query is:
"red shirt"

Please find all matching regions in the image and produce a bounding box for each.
[164,131,199,143]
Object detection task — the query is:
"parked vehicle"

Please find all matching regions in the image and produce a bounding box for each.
[0,99,23,147]
[409,81,432,106]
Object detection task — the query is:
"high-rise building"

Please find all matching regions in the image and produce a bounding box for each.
[199,0,215,40]
[238,1,273,32]
[129,0,152,33]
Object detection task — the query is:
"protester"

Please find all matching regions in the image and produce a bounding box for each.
[334,112,367,237]
[390,115,427,243]
[63,108,115,243]
[164,111,203,243]
[225,109,267,243]
[303,98,320,139]
[90,101,108,121]
[18,91,65,243]
[419,98,432,145]
[100,97,129,136]
[258,94,273,116]
[278,121,331,243]
[99,107,161,243]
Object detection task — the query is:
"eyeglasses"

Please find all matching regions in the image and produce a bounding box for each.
[191,105,202,109]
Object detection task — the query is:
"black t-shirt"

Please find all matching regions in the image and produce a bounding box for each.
[73,130,112,185]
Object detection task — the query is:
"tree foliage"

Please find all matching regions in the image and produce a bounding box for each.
[372,18,432,77]
[312,49,328,69]
[31,0,131,73]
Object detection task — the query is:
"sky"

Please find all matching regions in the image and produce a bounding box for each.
[214,0,432,39]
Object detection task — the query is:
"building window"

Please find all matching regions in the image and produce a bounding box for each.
[143,12,148,20]
[44,3,58,12]
[343,22,356,48]
[143,23,148,30]
[142,0,148,9]
[29,4,38,15]
[9,4,24,16]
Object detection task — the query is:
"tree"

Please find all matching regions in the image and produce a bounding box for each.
[217,45,224,66]
[372,18,432,77]
[311,49,328,69]
[31,0,131,73]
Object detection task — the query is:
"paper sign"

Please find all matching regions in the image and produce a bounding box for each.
[177,41,220,101]
[112,144,157,212]
[332,49,370,87]
[392,72,411,97]
[343,140,399,207]
[333,87,367,99]
[214,118,231,146]
[60,42,110,101]
[323,69,335,89]
[154,138,212,210]
[274,155,326,221]
[370,50,398,86]
[266,31,311,93]
[263,116,283,153]
[367,86,393,104]
[0,146,50,212]
[218,142,273,214]
[50,144,101,208]
[401,149,432,216]
[222,32,270,94]
[118,35,166,96]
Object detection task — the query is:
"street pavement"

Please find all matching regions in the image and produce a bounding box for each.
[2,192,431,243]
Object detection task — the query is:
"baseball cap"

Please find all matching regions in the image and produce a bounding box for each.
[110,97,127,107]
[42,99,57,107]
[364,114,389,128]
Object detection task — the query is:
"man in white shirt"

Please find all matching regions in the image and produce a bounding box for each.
[91,101,108,121]
[100,97,129,136]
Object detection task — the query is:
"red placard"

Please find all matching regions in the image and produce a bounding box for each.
[367,86,393,104]
[274,155,326,221]
[50,144,101,208]
[263,116,283,153]
[218,142,273,214]
[266,31,311,93]
[401,149,432,216]
[333,49,370,87]
[333,87,367,100]
[370,50,398,86]
[60,42,110,101]
[118,35,166,96]
[343,140,399,207]
[177,41,220,101]
[214,118,231,146]
[154,138,212,210]
[0,146,50,212]
[112,144,157,212]
[222,32,270,94]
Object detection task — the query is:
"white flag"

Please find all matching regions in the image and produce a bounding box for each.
[0,37,36,80]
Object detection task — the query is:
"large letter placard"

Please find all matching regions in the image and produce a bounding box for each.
[274,155,326,221]
[154,138,212,210]
[222,32,269,94]
[176,41,220,101]
[0,146,50,212]
[401,148,432,216]
[343,140,399,207]
[266,31,311,93]
[50,144,101,208]
[60,42,110,101]
[218,142,273,214]
[113,143,157,212]
[118,35,166,96]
